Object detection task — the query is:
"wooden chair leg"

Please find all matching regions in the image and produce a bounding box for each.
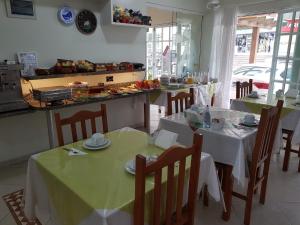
[259,162,271,204]
[254,167,260,195]
[222,165,233,221]
[244,183,255,225]
[282,138,291,172]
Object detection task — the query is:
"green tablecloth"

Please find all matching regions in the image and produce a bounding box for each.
[35,130,189,225]
[233,95,297,118]
[149,87,188,103]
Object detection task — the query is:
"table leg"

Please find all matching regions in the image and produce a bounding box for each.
[282,135,292,172]
[46,110,55,148]
[144,93,150,134]
[222,165,233,221]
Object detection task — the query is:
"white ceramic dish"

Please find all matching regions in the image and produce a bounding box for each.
[85,138,108,147]
[125,160,136,175]
[240,119,259,127]
[125,156,158,175]
[83,140,111,150]
[248,94,259,99]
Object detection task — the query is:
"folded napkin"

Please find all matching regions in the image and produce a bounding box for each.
[154,129,178,149]
[67,148,87,156]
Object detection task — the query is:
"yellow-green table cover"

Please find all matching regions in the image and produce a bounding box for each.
[231,95,298,118]
[230,95,300,145]
[24,129,218,225]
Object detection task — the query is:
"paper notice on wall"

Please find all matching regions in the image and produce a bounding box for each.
[17,52,38,77]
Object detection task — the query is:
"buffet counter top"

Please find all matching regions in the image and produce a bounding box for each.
[26,89,158,111]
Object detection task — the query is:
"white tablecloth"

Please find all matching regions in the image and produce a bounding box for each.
[159,108,266,186]
[231,98,300,145]
[151,83,220,108]
[24,129,221,225]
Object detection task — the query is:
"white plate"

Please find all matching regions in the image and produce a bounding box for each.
[124,156,158,175]
[83,140,111,151]
[85,139,109,148]
[248,95,259,99]
[125,160,136,175]
[240,120,259,127]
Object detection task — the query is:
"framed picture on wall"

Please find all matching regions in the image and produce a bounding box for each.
[5,0,36,19]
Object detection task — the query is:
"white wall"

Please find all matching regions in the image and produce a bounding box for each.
[0,0,147,67]
[147,7,174,26]
[147,0,207,14]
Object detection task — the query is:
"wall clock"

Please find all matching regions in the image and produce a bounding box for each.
[58,6,75,25]
[76,10,97,35]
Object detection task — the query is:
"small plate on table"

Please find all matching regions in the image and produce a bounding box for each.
[82,139,111,151]
[125,160,136,175]
[293,102,300,107]
[247,95,259,99]
[125,156,158,175]
[239,120,259,127]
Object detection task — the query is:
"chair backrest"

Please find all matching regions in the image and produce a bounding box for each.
[167,88,194,116]
[249,100,283,185]
[236,79,253,99]
[54,104,108,146]
[134,133,203,225]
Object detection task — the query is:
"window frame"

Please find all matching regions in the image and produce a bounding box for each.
[269,9,300,96]
[146,24,178,79]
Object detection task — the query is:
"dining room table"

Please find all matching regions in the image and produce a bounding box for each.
[24,127,221,225]
[158,107,281,221]
[149,82,221,108]
[231,95,300,146]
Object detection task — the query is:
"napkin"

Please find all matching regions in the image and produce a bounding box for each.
[184,109,203,124]
[285,89,298,98]
[154,129,178,149]
[68,148,87,156]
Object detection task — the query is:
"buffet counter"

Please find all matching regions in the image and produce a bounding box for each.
[0,90,153,165]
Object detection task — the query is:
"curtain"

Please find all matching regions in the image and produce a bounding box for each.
[209,6,238,108]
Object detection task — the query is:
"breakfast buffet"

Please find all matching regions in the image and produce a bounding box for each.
[0,58,216,163]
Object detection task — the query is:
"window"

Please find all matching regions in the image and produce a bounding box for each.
[146,10,201,80]
[146,25,178,79]
[269,9,300,94]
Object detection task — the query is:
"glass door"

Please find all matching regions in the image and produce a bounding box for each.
[269,9,300,96]
[176,12,202,77]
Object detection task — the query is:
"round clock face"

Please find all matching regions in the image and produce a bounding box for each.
[76,10,97,34]
[58,6,75,25]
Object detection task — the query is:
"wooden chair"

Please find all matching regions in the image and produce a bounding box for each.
[167,88,194,116]
[231,100,283,225]
[54,104,108,146]
[236,79,253,99]
[134,133,203,225]
[282,129,300,172]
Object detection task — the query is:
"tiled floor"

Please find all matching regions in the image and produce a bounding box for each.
[0,105,299,225]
